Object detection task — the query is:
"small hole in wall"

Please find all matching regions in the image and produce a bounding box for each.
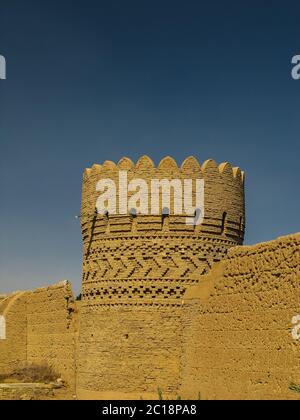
[124,334,129,340]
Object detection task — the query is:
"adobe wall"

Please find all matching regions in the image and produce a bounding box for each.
[0,292,27,374]
[1,234,299,400]
[26,281,78,388]
[0,282,78,389]
[77,305,183,400]
[180,233,300,400]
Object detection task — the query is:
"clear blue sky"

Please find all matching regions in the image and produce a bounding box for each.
[0,0,299,294]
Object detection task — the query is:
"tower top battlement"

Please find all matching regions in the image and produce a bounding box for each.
[83,155,244,183]
[81,156,245,246]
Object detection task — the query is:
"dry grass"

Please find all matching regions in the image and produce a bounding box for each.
[289,383,300,394]
[0,363,59,384]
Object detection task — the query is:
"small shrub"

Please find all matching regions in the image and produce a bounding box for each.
[289,383,300,394]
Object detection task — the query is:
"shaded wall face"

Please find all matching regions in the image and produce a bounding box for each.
[0,293,27,373]
[180,234,300,400]
[0,282,78,389]
[26,282,78,388]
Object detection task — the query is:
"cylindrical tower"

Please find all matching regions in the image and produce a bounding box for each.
[77,156,245,399]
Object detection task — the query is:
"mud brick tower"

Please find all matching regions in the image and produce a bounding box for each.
[77,156,245,399]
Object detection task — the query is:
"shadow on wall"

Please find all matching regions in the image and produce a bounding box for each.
[0,281,79,391]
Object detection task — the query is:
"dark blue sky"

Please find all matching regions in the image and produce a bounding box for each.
[0,0,299,294]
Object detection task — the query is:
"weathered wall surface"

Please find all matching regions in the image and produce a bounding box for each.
[0,293,27,373]
[77,306,183,400]
[26,282,78,388]
[180,233,300,400]
[0,282,78,389]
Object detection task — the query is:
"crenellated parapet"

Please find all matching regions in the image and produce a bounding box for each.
[81,156,245,252]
